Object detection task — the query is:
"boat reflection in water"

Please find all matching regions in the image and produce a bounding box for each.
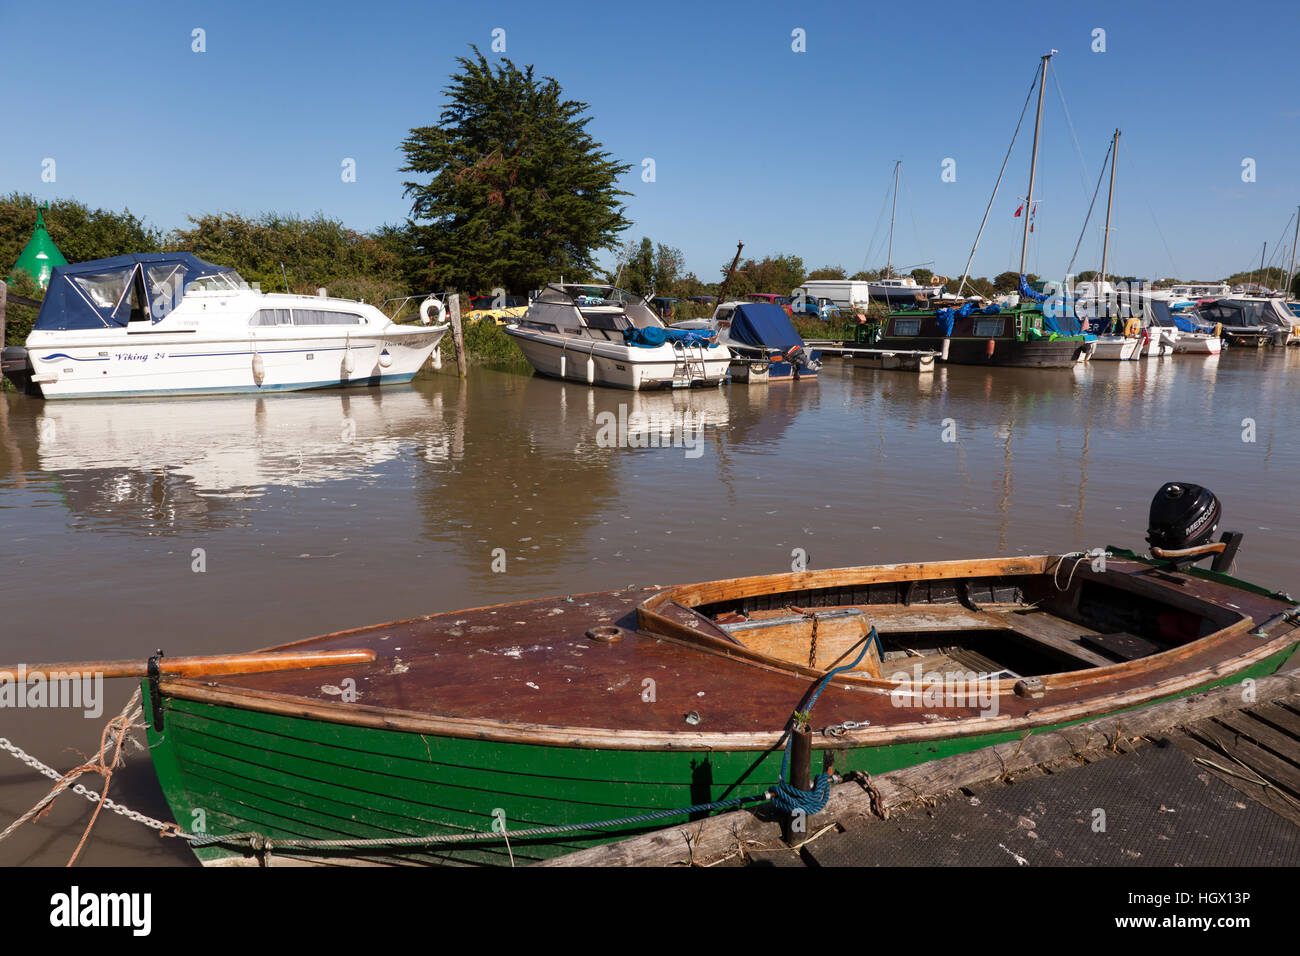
[27,388,445,533]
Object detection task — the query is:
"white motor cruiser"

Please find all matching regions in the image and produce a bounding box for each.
[504,283,731,390]
[4,253,449,400]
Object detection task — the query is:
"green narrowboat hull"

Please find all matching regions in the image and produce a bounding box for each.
[142,644,1296,866]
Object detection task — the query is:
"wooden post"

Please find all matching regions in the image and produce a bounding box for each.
[780,723,815,845]
[448,293,467,378]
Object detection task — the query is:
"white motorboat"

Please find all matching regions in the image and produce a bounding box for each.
[1141,293,1221,354]
[5,253,448,399]
[1087,333,1140,361]
[1191,297,1297,348]
[504,283,731,390]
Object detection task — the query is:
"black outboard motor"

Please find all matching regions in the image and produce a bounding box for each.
[1146,482,1240,571]
[1146,482,1220,551]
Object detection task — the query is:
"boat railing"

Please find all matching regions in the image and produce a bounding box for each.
[381,292,452,324]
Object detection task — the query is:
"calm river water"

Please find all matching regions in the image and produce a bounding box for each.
[2,349,1297,865]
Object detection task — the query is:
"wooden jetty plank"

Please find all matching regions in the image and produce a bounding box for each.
[1212,710,1300,765]
[1169,732,1300,829]
[538,674,1300,866]
[1247,702,1300,739]
[1185,721,1300,798]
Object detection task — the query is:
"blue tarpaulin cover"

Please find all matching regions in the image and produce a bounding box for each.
[727,302,806,354]
[34,253,238,332]
[1018,274,1049,302]
[936,301,1000,335]
[622,325,718,348]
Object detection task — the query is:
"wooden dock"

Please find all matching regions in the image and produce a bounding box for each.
[540,665,1300,866]
[803,340,938,372]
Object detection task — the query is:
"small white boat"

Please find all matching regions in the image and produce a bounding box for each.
[1087,334,1139,361]
[7,253,448,400]
[505,284,731,390]
[1136,292,1221,354]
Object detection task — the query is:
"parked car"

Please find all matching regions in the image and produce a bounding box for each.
[650,296,680,319]
[790,292,841,321]
[465,294,529,324]
[743,292,794,316]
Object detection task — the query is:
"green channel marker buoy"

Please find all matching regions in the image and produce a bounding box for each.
[10,203,67,290]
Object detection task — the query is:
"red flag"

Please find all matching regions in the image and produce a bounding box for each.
[1014,204,1023,217]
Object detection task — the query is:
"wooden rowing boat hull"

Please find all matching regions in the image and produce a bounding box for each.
[142,554,1300,865]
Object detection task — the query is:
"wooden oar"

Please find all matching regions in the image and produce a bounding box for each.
[0,649,376,683]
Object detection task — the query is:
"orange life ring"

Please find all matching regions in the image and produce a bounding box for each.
[1123,318,1141,337]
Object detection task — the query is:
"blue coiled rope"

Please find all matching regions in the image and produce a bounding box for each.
[770,627,880,816]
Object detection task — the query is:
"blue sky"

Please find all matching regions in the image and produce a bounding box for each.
[3,0,1298,284]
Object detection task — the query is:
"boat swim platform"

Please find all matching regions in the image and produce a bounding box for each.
[540,666,1300,867]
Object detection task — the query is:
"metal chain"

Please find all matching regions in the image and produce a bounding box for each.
[822,719,871,738]
[0,734,191,841]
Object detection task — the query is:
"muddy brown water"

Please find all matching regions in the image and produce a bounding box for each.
[1,349,1297,865]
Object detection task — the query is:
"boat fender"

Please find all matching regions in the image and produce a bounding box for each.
[252,351,265,386]
[985,338,995,358]
[420,297,446,326]
[560,351,567,378]
[342,338,355,375]
[940,338,950,361]
[586,354,594,383]
[379,347,393,368]
[431,347,442,370]
[1123,317,1141,337]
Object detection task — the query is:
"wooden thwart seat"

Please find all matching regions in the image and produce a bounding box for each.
[992,610,1115,668]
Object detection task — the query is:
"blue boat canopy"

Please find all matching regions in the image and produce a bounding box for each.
[34,253,243,332]
[727,302,806,354]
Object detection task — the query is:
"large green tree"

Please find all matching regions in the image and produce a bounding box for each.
[726,253,806,297]
[400,48,631,295]
[612,236,685,297]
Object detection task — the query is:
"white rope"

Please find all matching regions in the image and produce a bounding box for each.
[1051,551,1093,592]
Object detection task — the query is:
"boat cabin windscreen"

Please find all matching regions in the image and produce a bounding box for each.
[34,253,246,331]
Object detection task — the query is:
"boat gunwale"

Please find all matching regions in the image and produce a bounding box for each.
[155,625,1297,753]
[635,553,1265,694]
[154,552,1299,752]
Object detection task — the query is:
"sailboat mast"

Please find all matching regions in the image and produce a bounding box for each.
[887,160,900,278]
[1287,205,1299,298]
[1099,129,1119,288]
[1020,51,1055,277]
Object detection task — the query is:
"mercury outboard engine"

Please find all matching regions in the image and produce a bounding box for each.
[1146,482,1240,571]
[1146,482,1220,551]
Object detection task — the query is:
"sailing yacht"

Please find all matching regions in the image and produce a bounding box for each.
[874,51,1094,367]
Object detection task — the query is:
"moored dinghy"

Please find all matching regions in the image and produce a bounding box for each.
[9,485,1296,866]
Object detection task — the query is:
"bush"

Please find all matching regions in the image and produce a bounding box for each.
[4,269,43,347]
